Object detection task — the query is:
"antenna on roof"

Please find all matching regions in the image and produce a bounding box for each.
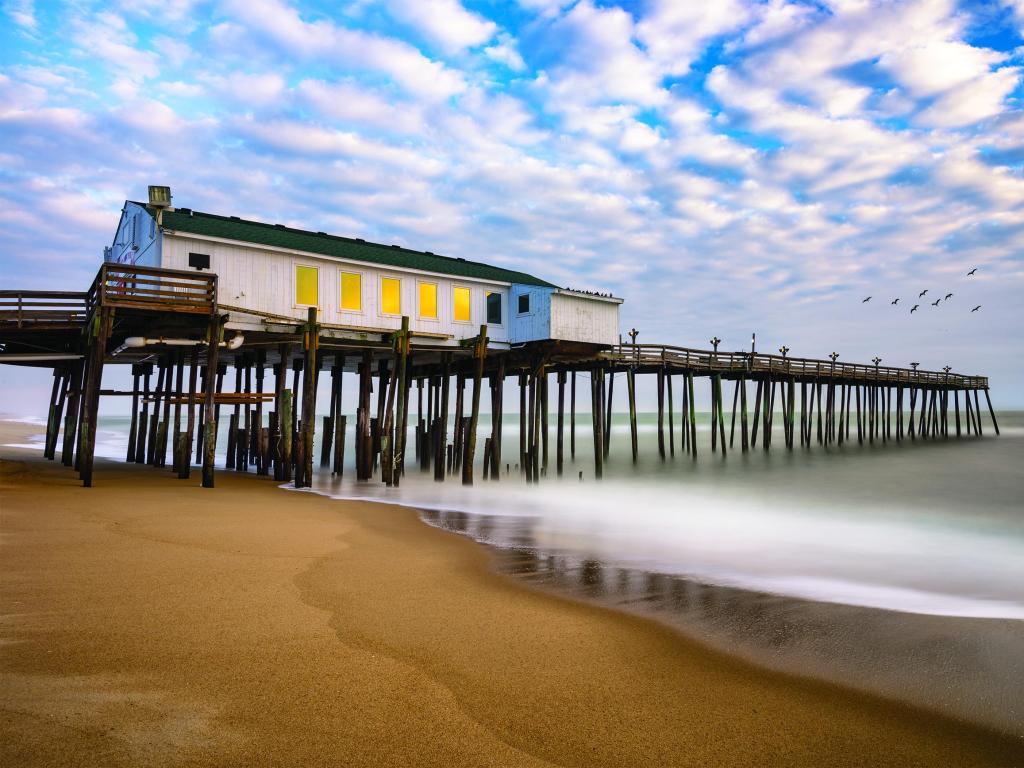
[147,185,172,226]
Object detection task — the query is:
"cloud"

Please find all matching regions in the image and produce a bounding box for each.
[4,0,35,29]
[384,0,497,54]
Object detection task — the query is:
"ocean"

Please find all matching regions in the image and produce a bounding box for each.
[6,408,1023,735]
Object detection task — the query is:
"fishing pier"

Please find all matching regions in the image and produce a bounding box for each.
[0,188,999,489]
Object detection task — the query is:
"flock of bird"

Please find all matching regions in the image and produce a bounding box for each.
[861,268,982,314]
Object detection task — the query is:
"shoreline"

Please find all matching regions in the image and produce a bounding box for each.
[2,421,1023,766]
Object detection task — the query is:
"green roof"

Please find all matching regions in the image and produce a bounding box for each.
[154,206,556,287]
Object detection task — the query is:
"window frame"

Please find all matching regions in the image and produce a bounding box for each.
[417,280,439,321]
[294,263,321,309]
[485,291,503,326]
[453,285,472,325]
[379,275,402,317]
[339,270,363,313]
[517,292,531,315]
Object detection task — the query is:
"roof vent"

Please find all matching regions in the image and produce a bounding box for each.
[230,216,241,221]
[274,224,286,229]
[178,208,191,214]
[390,244,401,249]
[356,238,365,242]
[148,185,172,209]
[317,231,327,235]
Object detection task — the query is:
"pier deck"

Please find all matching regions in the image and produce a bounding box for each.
[0,264,999,489]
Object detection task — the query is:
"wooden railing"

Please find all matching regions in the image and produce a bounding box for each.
[0,290,88,330]
[603,344,988,389]
[86,263,217,316]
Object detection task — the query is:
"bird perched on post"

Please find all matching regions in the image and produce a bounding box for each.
[862,296,871,303]
[967,268,978,276]
[891,298,900,305]
[931,299,941,306]
[945,293,953,300]
[919,289,928,298]
[971,305,981,312]
[910,304,919,313]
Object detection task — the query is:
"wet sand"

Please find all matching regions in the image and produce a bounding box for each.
[2,422,1022,766]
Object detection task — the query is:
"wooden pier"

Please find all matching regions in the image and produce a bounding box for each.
[1,264,999,489]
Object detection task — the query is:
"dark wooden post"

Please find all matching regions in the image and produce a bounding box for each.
[254,350,267,474]
[983,388,999,435]
[491,356,504,480]
[741,376,749,451]
[626,366,638,463]
[570,371,576,459]
[134,364,152,463]
[667,374,675,457]
[973,390,983,436]
[542,367,550,473]
[657,368,666,459]
[591,366,604,479]
[526,368,537,482]
[126,366,140,461]
[435,353,451,482]
[715,374,727,457]
[750,379,762,448]
[452,371,464,474]
[462,325,487,485]
[556,370,566,475]
[61,359,84,467]
[679,368,689,454]
[44,367,66,460]
[202,317,222,488]
[297,307,318,488]
[602,368,613,460]
[179,345,199,479]
[80,307,113,487]
[687,372,697,458]
[393,317,409,484]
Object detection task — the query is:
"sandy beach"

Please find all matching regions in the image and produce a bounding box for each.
[2,420,1021,767]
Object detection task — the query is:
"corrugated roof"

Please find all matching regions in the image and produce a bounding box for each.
[151,206,557,287]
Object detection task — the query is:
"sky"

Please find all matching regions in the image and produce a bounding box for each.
[1,0,1023,413]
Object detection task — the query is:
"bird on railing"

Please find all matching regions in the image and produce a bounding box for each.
[862,296,872,303]
[944,292,953,300]
[931,299,941,306]
[972,305,981,312]
[891,297,900,305]
[910,304,919,313]
[967,268,978,276]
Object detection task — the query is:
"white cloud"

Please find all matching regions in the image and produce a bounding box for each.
[297,79,424,133]
[636,0,753,76]
[484,33,526,71]
[72,12,160,81]
[384,0,496,54]
[5,0,35,29]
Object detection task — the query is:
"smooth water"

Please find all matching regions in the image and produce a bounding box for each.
[6,409,1023,733]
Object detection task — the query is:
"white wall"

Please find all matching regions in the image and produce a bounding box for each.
[550,293,620,346]
[160,235,510,342]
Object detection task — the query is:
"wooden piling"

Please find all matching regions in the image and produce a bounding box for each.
[591,366,604,479]
[557,370,566,476]
[687,372,697,458]
[461,325,487,485]
[751,379,763,448]
[983,388,999,435]
[626,367,638,463]
[570,370,576,459]
[177,345,199,479]
[657,368,666,459]
[61,360,84,467]
[435,353,451,482]
[80,307,113,487]
[201,317,222,488]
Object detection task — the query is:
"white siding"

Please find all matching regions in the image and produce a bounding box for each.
[161,235,510,343]
[549,293,620,346]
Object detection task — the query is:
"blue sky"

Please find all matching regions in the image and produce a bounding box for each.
[1,0,1023,409]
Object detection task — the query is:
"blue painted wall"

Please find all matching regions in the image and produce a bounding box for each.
[106,202,161,267]
[509,284,555,344]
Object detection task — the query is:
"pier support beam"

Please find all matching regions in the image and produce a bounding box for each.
[202,317,222,488]
[461,325,487,485]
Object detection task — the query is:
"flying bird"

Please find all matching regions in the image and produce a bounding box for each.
[891,298,900,305]
[944,293,953,300]
[862,296,872,303]
[931,299,941,306]
[967,268,978,276]
[972,305,981,312]
[911,304,919,313]
[919,289,928,298]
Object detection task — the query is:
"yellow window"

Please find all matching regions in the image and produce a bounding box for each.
[295,265,318,306]
[419,282,437,319]
[340,272,361,311]
[381,277,401,314]
[454,286,471,322]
